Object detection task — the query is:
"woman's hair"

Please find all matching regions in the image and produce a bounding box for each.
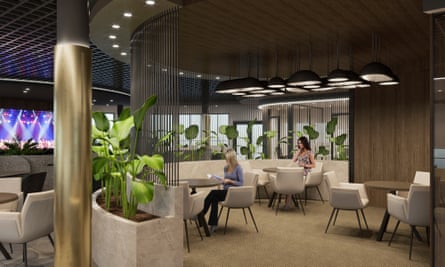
[225,149,238,171]
[298,136,311,151]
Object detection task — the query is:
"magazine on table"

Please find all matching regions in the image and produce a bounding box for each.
[207,174,223,180]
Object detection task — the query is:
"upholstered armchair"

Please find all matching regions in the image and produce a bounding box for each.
[0,190,54,266]
[387,184,430,260]
[181,182,206,252]
[0,177,22,211]
[324,171,369,233]
[218,172,259,234]
[270,167,306,215]
[397,171,430,198]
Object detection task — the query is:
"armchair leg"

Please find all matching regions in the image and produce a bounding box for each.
[409,225,415,260]
[9,243,13,254]
[388,220,400,246]
[242,208,248,224]
[23,243,28,267]
[224,208,231,235]
[194,219,204,240]
[247,207,259,232]
[360,209,369,230]
[325,208,337,233]
[275,194,282,215]
[304,187,308,205]
[316,186,324,203]
[218,206,224,220]
[426,226,430,246]
[333,209,340,226]
[48,233,55,247]
[355,210,363,231]
[297,194,305,215]
[183,220,190,253]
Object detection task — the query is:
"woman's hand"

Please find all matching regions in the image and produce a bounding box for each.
[223,178,232,185]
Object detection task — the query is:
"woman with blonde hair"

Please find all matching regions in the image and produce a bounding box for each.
[201,149,244,232]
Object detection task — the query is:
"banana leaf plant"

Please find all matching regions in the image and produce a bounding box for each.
[326,117,348,160]
[92,95,166,219]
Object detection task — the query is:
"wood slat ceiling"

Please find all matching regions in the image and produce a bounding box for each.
[178,0,429,78]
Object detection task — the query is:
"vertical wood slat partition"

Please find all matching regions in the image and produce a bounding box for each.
[131,8,179,186]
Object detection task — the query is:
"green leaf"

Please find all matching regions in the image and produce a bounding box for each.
[334,133,347,145]
[218,125,227,135]
[118,108,131,121]
[110,116,134,142]
[240,146,249,155]
[126,159,145,176]
[92,112,110,132]
[315,146,330,157]
[303,125,319,140]
[326,117,338,135]
[131,180,154,203]
[184,125,199,140]
[134,95,157,131]
[256,135,264,146]
[247,119,256,136]
[225,125,238,139]
[140,154,164,170]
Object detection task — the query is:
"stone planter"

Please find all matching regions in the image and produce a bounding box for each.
[92,189,183,267]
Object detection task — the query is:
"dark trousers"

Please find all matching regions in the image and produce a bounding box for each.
[203,189,227,226]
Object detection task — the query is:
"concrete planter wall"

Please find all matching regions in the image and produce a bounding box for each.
[92,189,183,267]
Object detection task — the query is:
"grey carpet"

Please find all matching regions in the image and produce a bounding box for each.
[184,199,430,267]
[0,200,430,267]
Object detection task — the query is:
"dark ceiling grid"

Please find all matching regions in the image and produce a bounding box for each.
[0,0,131,100]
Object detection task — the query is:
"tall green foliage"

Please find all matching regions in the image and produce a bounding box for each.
[92,95,166,219]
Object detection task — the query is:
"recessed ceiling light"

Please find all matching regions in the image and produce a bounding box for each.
[215,76,220,80]
[438,89,443,93]
[161,68,167,72]
[24,87,30,91]
[145,0,155,5]
[197,74,202,78]
[93,99,96,102]
[109,35,116,39]
[112,44,119,48]
[147,64,152,67]
[112,24,120,29]
[179,72,184,75]
[110,99,114,103]
[120,52,127,56]
[23,90,28,94]
[123,12,132,17]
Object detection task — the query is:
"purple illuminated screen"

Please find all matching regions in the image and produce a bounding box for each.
[0,108,54,149]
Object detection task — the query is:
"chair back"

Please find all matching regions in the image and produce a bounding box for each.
[224,186,256,208]
[413,171,430,186]
[21,190,54,242]
[180,181,191,217]
[323,171,340,190]
[21,172,46,200]
[274,168,305,194]
[406,184,430,226]
[305,172,323,186]
[0,177,22,193]
[244,172,258,187]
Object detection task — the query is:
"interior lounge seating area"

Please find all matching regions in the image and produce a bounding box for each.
[1,0,445,266]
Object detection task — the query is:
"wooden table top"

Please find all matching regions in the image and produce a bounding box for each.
[181,178,222,188]
[364,180,411,191]
[0,192,18,204]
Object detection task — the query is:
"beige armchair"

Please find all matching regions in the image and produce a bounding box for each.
[387,184,430,260]
[218,172,259,234]
[304,162,324,204]
[0,190,54,266]
[397,171,430,198]
[270,167,306,215]
[181,182,206,252]
[324,171,369,233]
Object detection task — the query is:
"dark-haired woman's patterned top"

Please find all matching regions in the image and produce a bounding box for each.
[296,150,313,176]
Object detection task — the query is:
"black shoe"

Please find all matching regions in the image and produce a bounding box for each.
[209,225,217,233]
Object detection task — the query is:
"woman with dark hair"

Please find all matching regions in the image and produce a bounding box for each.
[280,136,316,209]
[292,136,316,176]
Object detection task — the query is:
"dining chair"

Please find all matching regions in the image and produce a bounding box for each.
[250,169,270,205]
[218,172,259,234]
[387,184,430,260]
[304,171,324,205]
[271,167,306,215]
[0,190,54,267]
[397,171,430,198]
[324,171,369,233]
[180,182,206,252]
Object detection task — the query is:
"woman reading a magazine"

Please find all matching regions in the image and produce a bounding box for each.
[201,149,244,233]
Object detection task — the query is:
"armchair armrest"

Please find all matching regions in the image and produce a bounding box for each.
[0,212,21,241]
[387,193,408,220]
[339,182,368,199]
[330,187,367,209]
[189,191,206,216]
[223,186,255,207]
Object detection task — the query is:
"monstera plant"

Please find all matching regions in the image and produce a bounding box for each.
[326,117,348,160]
[92,95,166,219]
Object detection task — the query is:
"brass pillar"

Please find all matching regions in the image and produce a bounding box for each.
[54,44,92,266]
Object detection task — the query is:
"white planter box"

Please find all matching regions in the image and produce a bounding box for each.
[92,190,183,267]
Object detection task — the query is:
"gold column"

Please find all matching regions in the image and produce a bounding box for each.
[54,44,91,266]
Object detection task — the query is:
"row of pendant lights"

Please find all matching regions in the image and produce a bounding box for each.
[215,61,399,97]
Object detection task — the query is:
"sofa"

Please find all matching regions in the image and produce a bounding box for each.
[177,159,349,201]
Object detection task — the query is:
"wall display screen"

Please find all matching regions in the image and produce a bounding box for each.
[0,108,54,149]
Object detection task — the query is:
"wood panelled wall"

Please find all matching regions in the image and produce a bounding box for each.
[354,63,431,207]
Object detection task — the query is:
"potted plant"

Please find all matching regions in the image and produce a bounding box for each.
[91,95,182,267]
